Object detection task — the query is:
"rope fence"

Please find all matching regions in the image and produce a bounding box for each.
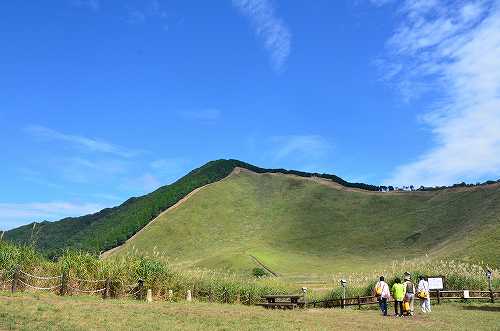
[71,277,106,283]
[19,270,62,281]
[18,279,62,291]
[69,286,107,294]
[0,267,145,300]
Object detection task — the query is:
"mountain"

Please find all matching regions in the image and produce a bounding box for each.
[107,167,500,274]
[3,159,380,258]
[5,160,499,272]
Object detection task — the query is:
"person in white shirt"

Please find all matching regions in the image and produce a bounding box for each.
[374,276,390,316]
[417,275,431,313]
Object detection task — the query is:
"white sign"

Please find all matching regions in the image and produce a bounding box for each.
[463,290,470,299]
[428,277,444,290]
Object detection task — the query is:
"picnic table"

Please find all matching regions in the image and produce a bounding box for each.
[258,294,304,309]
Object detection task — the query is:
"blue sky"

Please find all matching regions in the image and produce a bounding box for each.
[1,0,499,230]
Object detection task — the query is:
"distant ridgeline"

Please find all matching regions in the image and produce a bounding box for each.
[3,159,377,257]
[4,159,499,257]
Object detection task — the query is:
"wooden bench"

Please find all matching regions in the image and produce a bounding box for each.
[259,294,304,309]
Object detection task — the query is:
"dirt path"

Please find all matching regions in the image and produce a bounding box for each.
[100,169,240,259]
[249,254,279,277]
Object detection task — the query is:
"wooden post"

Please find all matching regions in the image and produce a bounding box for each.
[11,267,19,293]
[168,289,173,301]
[146,289,153,303]
[436,290,440,304]
[487,276,494,303]
[138,279,144,300]
[341,298,344,309]
[59,270,68,296]
[186,289,192,302]
[358,296,361,309]
[103,278,111,299]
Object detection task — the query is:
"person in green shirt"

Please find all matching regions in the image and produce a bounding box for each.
[391,277,405,317]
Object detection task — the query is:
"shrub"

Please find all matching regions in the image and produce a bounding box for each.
[252,267,267,278]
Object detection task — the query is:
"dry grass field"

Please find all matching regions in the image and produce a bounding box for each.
[1,292,499,331]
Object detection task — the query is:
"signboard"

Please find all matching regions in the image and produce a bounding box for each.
[428,277,444,290]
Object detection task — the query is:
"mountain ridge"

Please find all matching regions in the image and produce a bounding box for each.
[4,159,500,260]
[110,167,500,273]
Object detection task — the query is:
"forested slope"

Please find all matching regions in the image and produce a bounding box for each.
[4,159,381,257]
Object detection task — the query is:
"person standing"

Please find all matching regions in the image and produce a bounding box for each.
[417,275,431,313]
[391,277,405,317]
[374,276,390,316]
[403,272,415,316]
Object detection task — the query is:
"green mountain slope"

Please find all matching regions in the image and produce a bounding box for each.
[4,159,381,257]
[112,168,500,274]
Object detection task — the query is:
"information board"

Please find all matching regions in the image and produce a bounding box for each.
[428,277,444,290]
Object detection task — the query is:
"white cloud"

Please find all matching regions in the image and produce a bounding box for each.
[271,135,332,161]
[71,0,100,11]
[58,157,129,183]
[126,0,168,25]
[369,0,397,6]
[232,0,291,72]
[378,0,500,186]
[122,173,162,193]
[0,201,105,231]
[25,125,141,158]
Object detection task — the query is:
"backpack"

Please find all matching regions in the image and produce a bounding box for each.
[375,282,383,296]
[406,281,414,294]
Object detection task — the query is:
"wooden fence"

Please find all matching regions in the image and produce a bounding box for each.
[309,290,499,309]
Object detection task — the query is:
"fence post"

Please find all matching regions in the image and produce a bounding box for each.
[59,269,68,296]
[11,266,19,293]
[341,298,344,309]
[146,289,153,303]
[186,290,192,302]
[236,293,240,304]
[487,275,494,303]
[168,289,173,301]
[358,296,361,309]
[103,278,111,299]
[437,290,440,304]
[138,279,144,300]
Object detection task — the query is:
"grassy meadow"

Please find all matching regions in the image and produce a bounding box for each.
[1,292,499,331]
[112,170,500,275]
[1,241,497,304]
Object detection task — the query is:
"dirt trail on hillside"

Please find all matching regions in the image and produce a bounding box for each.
[249,255,279,277]
[101,166,499,258]
[100,169,240,259]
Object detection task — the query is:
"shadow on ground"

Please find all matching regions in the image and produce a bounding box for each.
[461,305,500,312]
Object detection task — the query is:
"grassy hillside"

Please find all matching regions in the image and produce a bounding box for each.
[4,159,381,257]
[113,169,500,274]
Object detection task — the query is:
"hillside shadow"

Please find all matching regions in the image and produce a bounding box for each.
[461,306,500,312]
